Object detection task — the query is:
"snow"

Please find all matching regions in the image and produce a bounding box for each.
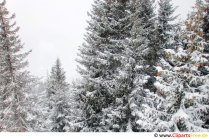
[155,66,163,72]
[165,49,175,55]
[134,65,143,71]
[190,50,208,64]
[172,108,189,123]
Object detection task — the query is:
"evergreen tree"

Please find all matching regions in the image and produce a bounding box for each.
[25,78,50,131]
[179,0,209,131]
[47,58,70,132]
[202,1,209,128]
[128,3,158,131]
[138,0,179,132]
[67,80,88,132]
[132,0,157,66]
[77,0,132,131]
[154,0,209,132]
[124,5,151,131]
[157,0,178,50]
[203,0,209,43]
[120,0,164,132]
[0,0,31,132]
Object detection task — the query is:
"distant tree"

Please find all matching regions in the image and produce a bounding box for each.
[24,78,50,132]
[66,80,87,132]
[47,58,70,132]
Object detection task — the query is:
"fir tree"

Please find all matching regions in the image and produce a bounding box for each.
[0,0,31,132]
[122,0,164,132]
[77,0,132,131]
[47,58,70,132]
[135,0,157,66]
[203,0,209,43]
[125,6,151,131]
[67,80,88,132]
[179,0,209,131]
[25,78,50,132]
[202,0,209,64]
[154,0,209,132]
[157,0,178,50]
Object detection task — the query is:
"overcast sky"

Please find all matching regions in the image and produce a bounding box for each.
[6,0,196,82]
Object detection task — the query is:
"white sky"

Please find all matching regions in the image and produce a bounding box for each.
[6,0,196,82]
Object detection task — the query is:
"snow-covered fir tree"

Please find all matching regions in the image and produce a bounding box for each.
[202,0,209,70]
[203,0,209,43]
[135,0,157,66]
[124,0,170,132]
[157,0,178,50]
[66,80,88,132]
[178,0,209,131]
[122,2,150,131]
[122,0,192,132]
[153,0,209,132]
[25,78,50,131]
[109,0,156,132]
[0,0,31,132]
[153,28,187,132]
[77,0,133,132]
[46,58,70,132]
[141,0,180,132]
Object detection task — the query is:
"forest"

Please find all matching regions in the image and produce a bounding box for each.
[0,0,209,132]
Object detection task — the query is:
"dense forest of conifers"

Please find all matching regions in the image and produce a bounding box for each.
[0,0,209,132]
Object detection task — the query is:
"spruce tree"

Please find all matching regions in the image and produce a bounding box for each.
[141,0,179,132]
[67,80,88,132]
[129,2,158,129]
[203,0,209,62]
[0,0,31,132]
[25,78,50,131]
[203,0,209,43]
[77,0,132,131]
[131,0,157,66]
[123,0,164,132]
[178,0,209,131]
[47,58,70,132]
[157,0,178,50]
[125,5,152,131]
[154,0,209,132]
